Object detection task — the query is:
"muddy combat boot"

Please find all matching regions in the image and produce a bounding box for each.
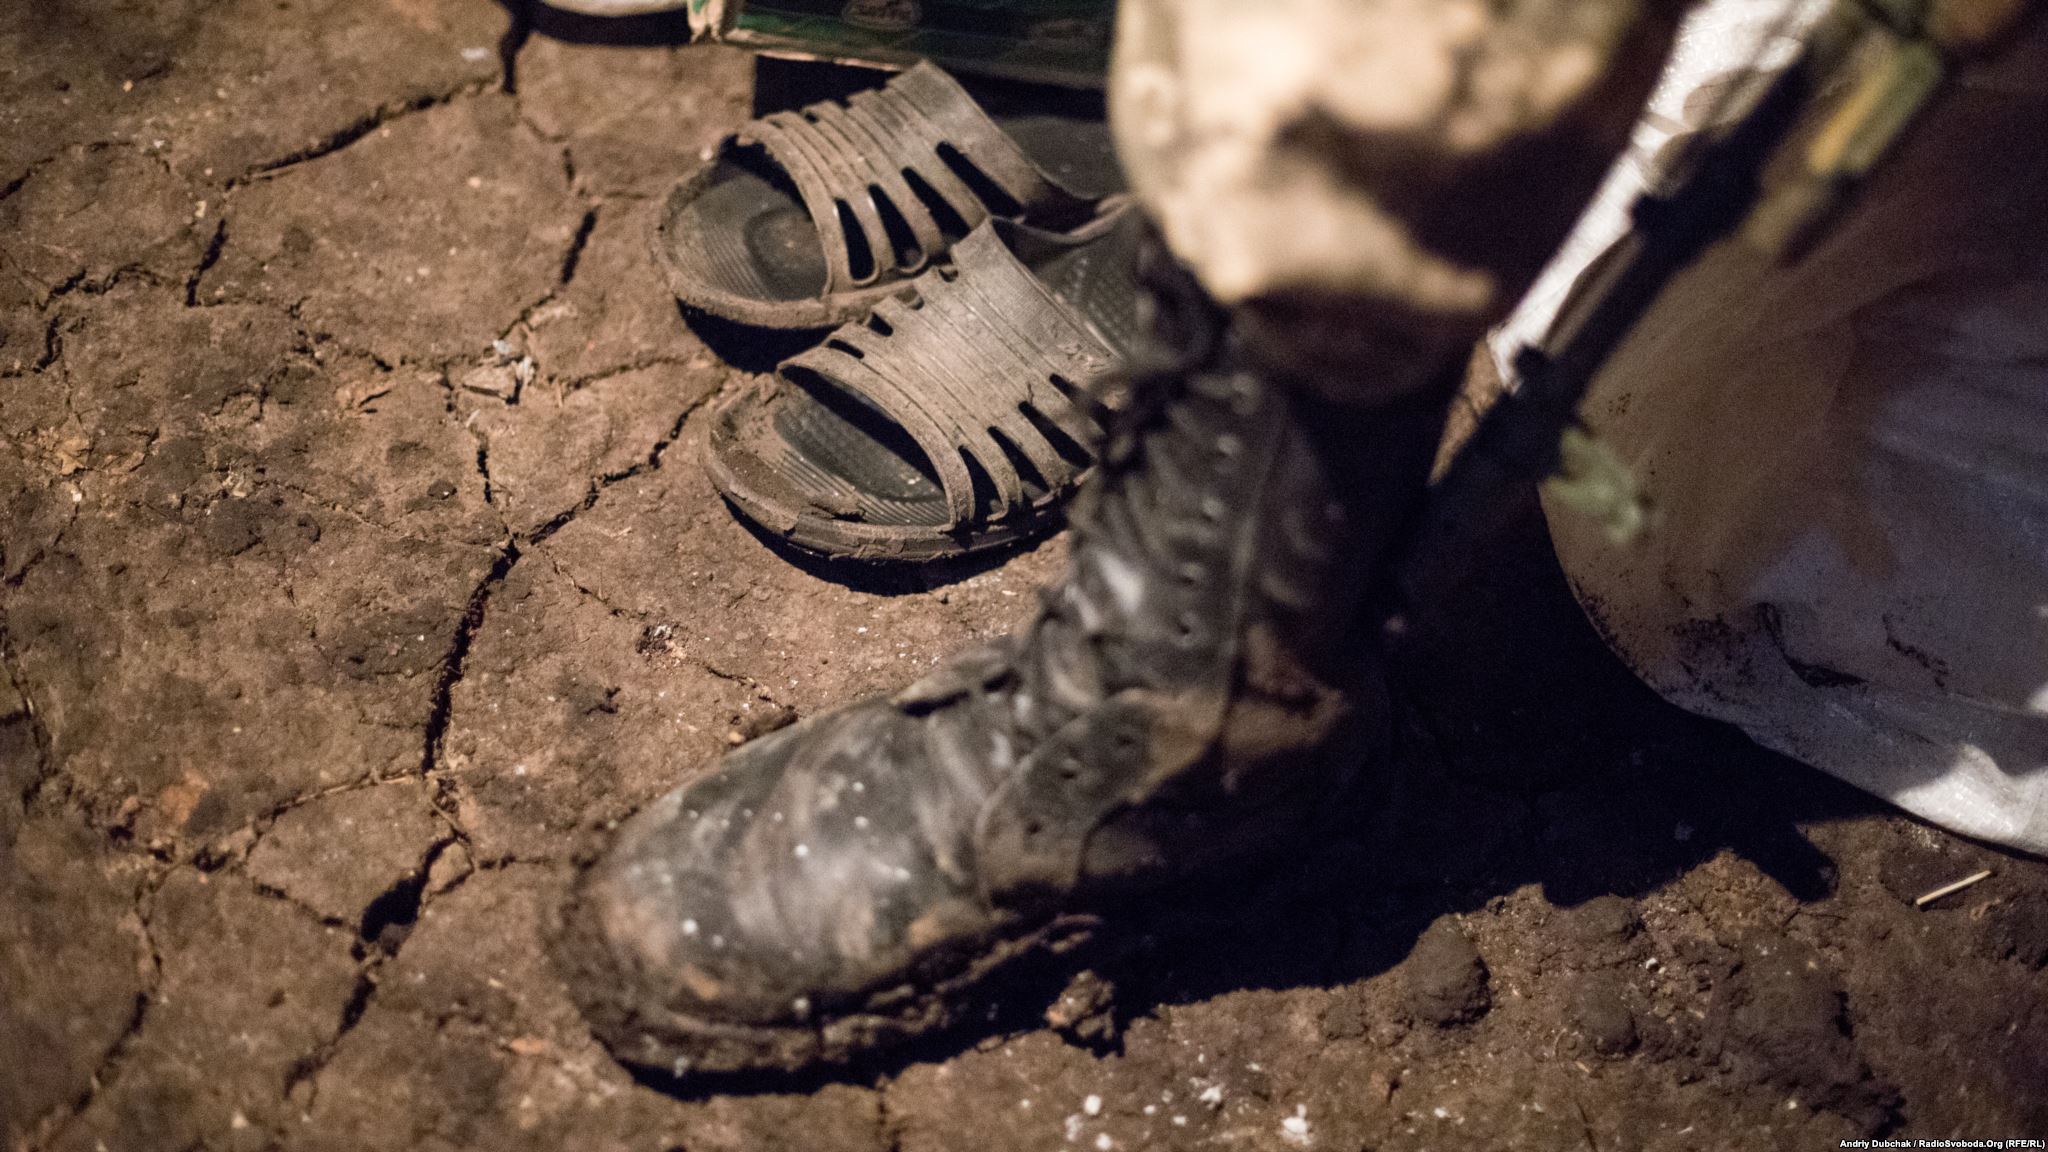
[555,242,1449,1077]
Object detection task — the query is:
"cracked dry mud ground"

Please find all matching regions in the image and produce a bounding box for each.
[2,3,2044,1151]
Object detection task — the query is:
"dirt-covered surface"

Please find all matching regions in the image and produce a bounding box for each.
[3,3,2045,1150]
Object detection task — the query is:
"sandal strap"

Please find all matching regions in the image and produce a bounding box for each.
[779,224,1115,527]
[739,62,1085,297]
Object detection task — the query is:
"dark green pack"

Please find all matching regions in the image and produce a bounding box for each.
[687,0,1114,87]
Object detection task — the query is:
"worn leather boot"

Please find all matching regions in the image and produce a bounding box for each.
[555,241,1448,1077]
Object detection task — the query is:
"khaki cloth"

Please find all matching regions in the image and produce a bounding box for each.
[1106,0,1682,400]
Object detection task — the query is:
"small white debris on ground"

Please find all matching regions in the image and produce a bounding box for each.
[1093,1135,1113,1151]
[1198,1085,1224,1107]
[1281,1104,1311,1146]
[1914,868,1993,906]
[1083,1094,1102,1117]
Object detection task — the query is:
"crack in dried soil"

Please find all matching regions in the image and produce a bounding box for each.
[516,385,710,546]
[559,353,703,394]
[187,775,438,879]
[0,608,58,811]
[226,82,498,190]
[182,218,228,307]
[258,475,490,550]
[268,836,558,1107]
[1,482,82,593]
[874,1073,907,1152]
[30,313,63,374]
[420,544,521,782]
[0,161,46,204]
[473,429,497,506]
[0,146,107,207]
[415,378,720,834]
[41,263,167,305]
[514,375,807,715]
[559,207,598,287]
[34,863,170,1151]
[477,190,601,386]
[243,877,358,932]
[273,829,461,1106]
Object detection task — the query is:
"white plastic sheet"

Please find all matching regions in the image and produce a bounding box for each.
[1503,4,2048,853]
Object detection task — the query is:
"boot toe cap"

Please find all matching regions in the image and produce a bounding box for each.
[560,703,1001,1070]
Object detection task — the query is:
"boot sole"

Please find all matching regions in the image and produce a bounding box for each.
[548,858,1111,1080]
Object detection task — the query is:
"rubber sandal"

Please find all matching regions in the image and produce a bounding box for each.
[656,61,1125,331]
[705,205,1144,561]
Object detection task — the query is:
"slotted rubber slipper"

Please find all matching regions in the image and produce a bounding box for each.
[706,206,1144,561]
[657,61,1124,331]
